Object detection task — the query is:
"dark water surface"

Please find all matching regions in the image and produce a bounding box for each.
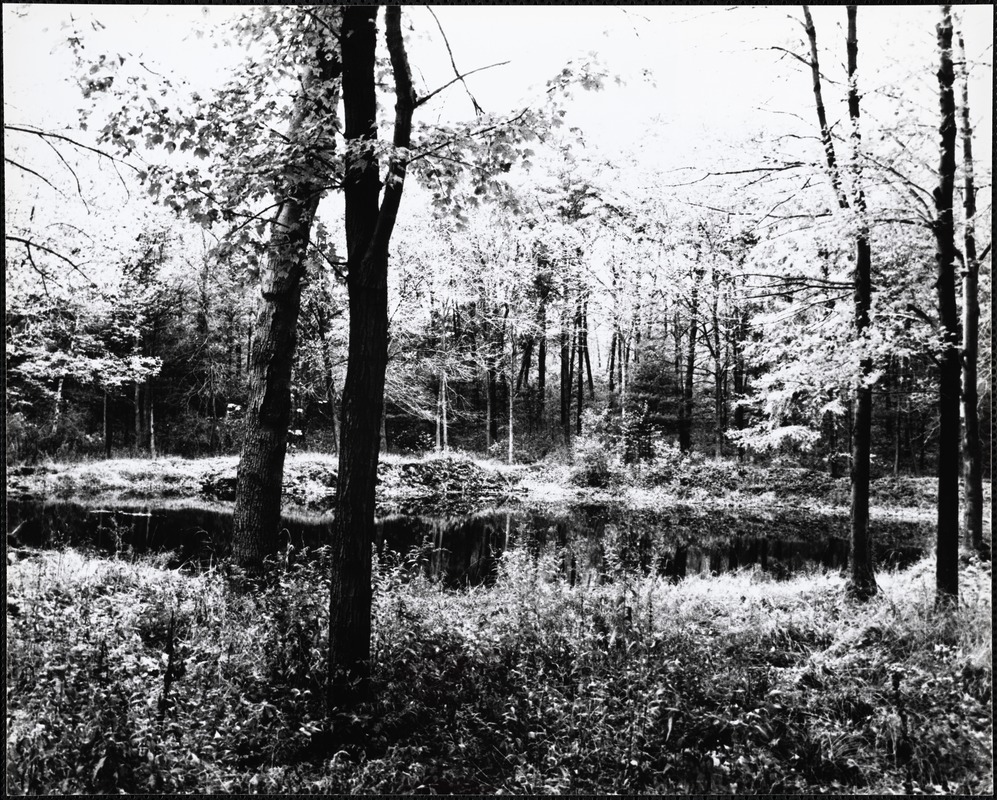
[6,498,926,586]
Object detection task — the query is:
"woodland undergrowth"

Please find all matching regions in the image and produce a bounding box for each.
[6,545,992,795]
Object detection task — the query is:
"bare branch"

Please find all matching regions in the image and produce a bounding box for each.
[425,6,484,115]
[407,107,531,164]
[37,134,90,212]
[5,123,140,173]
[6,235,100,288]
[4,157,67,197]
[416,60,510,109]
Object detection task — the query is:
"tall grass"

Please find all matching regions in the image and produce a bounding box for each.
[6,545,992,794]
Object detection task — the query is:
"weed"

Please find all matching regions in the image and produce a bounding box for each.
[5,546,992,794]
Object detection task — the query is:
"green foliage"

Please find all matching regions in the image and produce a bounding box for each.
[7,546,991,794]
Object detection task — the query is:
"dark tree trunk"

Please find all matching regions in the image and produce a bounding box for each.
[712,284,725,457]
[803,5,849,210]
[955,27,987,558]
[516,338,533,394]
[804,4,876,597]
[134,381,143,455]
[679,271,702,453]
[329,5,416,696]
[845,6,877,600]
[607,329,617,394]
[536,300,547,425]
[232,14,341,573]
[933,6,961,606]
[560,314,571,445]
[582,299,594,397]
[575,298,584,436]
[103,389,112,459]
[233,200,319,569]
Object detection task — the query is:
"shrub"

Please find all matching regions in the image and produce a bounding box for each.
[569,435,613,488]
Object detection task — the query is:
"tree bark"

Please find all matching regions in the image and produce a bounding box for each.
[314,302,340,454]
[955,26,986,558]
[803,5,849,211]
[560,313,571,445]
[103,389,112,459]
[508,337,515,464]
[147,383,156,458]
[582,298,594,397]
[536,298,547,426]
[516,338,532,394]
[232,12,340,573]
[607,329,617,394]
[329,5,416,697]
[803,5,876,597]
[732,309,747,461]
[441,371,449,452]
[679,269,702,453]
[933,5,961,606]
[134,381,143,454]
[575,297,584,435]
[845,6,877,600]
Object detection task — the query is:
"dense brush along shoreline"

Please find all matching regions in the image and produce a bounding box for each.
[5,452,993,793]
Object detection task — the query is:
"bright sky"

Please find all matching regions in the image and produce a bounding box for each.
[3,4,993,222]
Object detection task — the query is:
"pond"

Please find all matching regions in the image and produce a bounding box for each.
[6,498,928,586]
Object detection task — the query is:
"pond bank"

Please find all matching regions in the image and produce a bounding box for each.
[7,451,979,522]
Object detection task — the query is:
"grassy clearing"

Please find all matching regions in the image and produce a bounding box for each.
[6,546,991,795]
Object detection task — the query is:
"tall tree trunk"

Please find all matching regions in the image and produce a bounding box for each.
[103,389,112,459]
[575,297,584,435]
[607,329,617,394]
[933,5,961,606]
[803,5,850,211]
[485,365,494,449]
[582,299,594,397]
[134,381,143,455]
[232,14,340,573]
[560,313,571,445]
[508,340,515,465]
[329,5,416,695]
[487,319,499,447]
[516,340,532,394]
[732,310,747,461]
[441,371,449,452]
[955,25,986,557]
[845,6,877,599]
[147,383,156,458]
[315,304,340,454]
[804,4,876,597]
[892,357,903,476]
[679,272,702,453]
[536,298,547,426]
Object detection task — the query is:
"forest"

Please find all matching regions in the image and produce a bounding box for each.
[4,4,993,795]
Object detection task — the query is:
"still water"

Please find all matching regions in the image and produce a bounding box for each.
[6,499,925,586]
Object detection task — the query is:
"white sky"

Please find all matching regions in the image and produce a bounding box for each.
[5,5,991,140]
[3,4,993,237]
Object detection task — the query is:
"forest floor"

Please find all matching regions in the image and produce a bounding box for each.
[6,452,993,793]
[6,541,992,794]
